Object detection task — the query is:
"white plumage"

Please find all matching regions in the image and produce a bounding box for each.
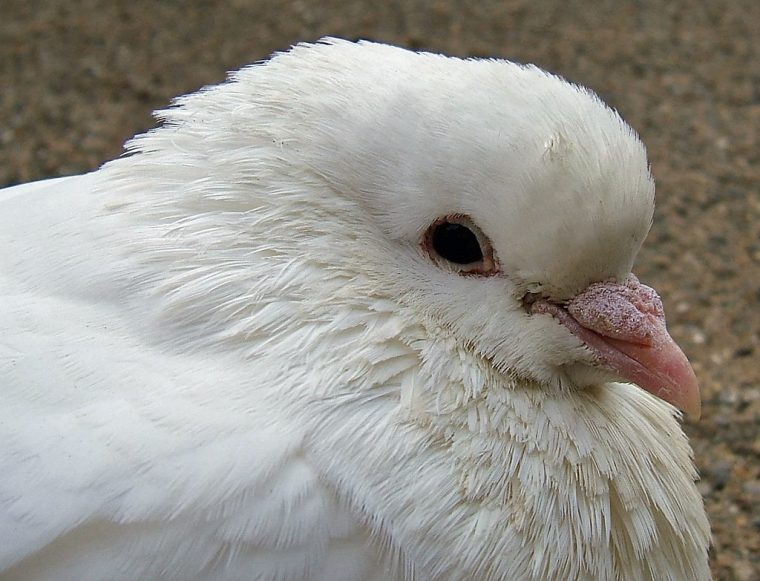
[0,39,710,580]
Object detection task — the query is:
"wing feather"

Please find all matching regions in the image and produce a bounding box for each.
[0,178,385,579]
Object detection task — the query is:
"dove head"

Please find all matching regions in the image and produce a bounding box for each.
[239,39,658,393]
[120,39,694,410]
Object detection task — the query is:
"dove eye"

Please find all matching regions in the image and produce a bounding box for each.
[423,215,498,276]
[433,222,482,264]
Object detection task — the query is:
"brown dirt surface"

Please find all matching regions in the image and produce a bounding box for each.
[2,1,758,578]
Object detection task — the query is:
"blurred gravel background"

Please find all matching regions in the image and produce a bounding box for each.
[1,1,758,578]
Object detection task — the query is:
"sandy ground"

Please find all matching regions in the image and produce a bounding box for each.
[1,1,758,578]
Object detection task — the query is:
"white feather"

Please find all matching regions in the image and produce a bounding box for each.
[0,39,709,580]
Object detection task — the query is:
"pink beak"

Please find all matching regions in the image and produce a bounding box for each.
[531,275,701,419]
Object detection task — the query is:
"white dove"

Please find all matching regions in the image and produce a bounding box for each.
[0,39,710,580]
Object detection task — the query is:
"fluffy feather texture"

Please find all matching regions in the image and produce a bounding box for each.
[0,38,710,580]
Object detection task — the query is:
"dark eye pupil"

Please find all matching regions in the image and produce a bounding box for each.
[432,222,483,264]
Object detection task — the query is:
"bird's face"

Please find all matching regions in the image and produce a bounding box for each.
[142,40,698,417]
[289,46,699,416]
